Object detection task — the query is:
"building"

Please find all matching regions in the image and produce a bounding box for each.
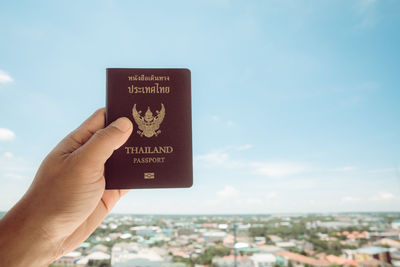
[130,226,159,237]
[315,221,355,229]
[275,251,330,267]
[111,242,166,267]
[212,255,252,267]
[390,250,400,267]
[52,251,82,266]
[257,245,284,254]
[369,231,400,241]
[91,244,109,253]
[250,253,277,267]
[319,254,357,266]
[392,220,400,230]
[275,241,296,249]
[354,246,391,265]
[375,238,400,249]
[203,231,227,242]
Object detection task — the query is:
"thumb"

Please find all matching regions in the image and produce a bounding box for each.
[76,117,133,167]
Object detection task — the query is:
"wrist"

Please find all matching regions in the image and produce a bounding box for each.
[0,196,62,267]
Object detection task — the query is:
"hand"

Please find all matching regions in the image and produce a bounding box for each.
[0,108,133,266]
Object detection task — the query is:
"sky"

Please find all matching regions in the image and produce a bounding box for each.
[0,0,399,214]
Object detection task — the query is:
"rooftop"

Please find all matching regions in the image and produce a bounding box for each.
[356,246,389,255]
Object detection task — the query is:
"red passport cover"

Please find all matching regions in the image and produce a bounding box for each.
[105,68,193,189]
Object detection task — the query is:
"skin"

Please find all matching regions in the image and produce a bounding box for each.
[0,108,133,266]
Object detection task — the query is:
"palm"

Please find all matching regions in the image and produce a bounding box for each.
[25,108,131,259]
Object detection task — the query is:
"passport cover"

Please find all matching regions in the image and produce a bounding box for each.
[105,68,193,189]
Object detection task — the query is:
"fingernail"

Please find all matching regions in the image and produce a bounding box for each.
[111,117,132,133]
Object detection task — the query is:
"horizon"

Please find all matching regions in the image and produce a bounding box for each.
[1,0,400,214]
[5,211,400,216]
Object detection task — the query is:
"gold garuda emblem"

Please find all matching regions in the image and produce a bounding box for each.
[132,103,165,137]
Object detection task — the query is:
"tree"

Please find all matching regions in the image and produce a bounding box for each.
[195,246,231,265]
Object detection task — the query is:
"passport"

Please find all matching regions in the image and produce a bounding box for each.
[105,68,193,189]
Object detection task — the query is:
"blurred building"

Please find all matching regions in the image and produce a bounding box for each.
[354,246,391,265]
[53,251,82,266]
[250,253,277,267]
[275,251,330,267]
[111,242,166,267]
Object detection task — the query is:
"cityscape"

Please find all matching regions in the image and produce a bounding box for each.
[1,1,400,267]
[41,212,400,267]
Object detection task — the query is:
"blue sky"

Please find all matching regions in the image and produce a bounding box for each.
[0,0,399,214]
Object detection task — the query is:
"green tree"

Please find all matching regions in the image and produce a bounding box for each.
[196,246,231,265]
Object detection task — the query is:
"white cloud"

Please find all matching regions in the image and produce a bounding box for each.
[335,166,357,172]
[195,145,252,168]
[252,162,308,177]
[233,144,252,151]
[0,70,13,83]
[340,192,397,204]
[226,120,235,127]
[380,192,395,199]
[211,115,220,121]
[266,192,277,200]
[341,196,361,203]
[3,173,27,180]
[195,150,230,166]
[246,197,263,205]
[197,148,385,180]
[0,128,16,141]
[3,152,14,158]
[211,115,236,127]
[217,185,239,199]
[196,147,309,177]
[0,152,34,179]
[368,168,396,174]
[370,192,396,201]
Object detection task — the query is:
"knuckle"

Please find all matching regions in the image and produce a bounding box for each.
[94,126,120,140]
[94,128,111,140]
